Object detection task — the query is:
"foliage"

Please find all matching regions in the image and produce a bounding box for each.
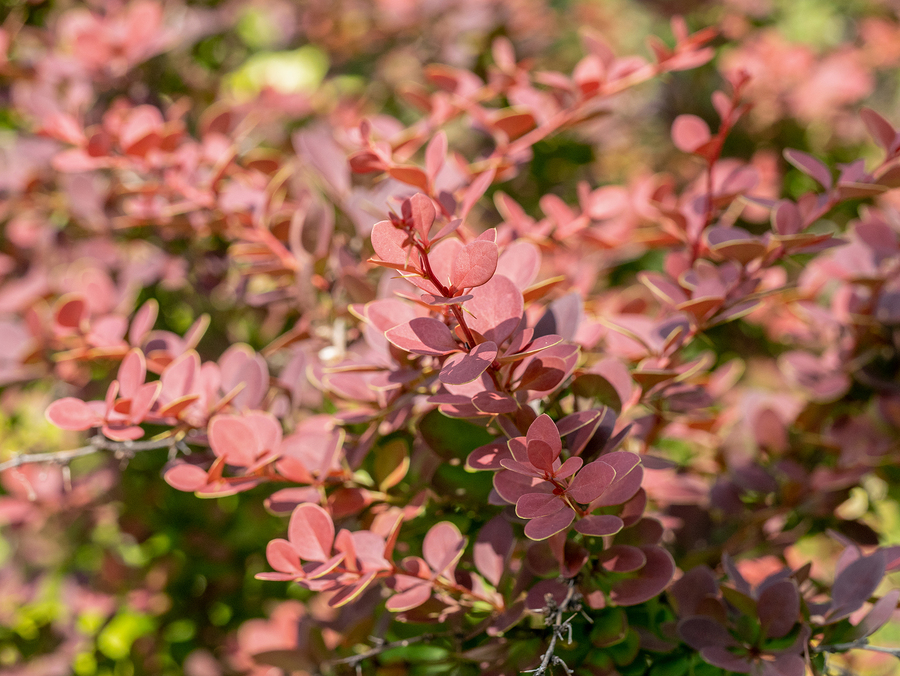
[2,0,900,675]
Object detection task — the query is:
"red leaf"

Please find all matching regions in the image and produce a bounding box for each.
[288,503,335,563]
[461,168,496,220]
[450,240,499,290]
[385,317,459,355]
[46,398,99,430]
[389,165,429,191]
[54,295,88,330]
[527,414,562,457]
[439,341,497,385]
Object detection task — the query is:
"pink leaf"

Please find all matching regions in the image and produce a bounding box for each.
[527,414,562,457]
[860,107,896,152]
[266,539,302,573]
[461,168,496,220]
[46,398,98,430]
[129,299,158,345]
[385,317,459,355]
[466,274,524,345]
[423,521,466,576]
[208,415,259,466]
[371,220,412,265]
[439,341,497,385]
[526,440,556,473]
[474,517,514,586]
[425,132,447,181]
[409,193,436,241]
[288,503,335,563]
[129,381,161,424]
[450,240,499,290]
[672,114,712,154]
[163,463,208,492]
[118,349,147,399]
[386,580,432,611]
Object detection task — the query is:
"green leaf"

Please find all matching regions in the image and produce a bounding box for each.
[419,410,494,461]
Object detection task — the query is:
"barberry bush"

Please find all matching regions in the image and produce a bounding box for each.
[4,0,900,675]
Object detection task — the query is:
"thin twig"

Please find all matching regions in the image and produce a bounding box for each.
[0,434,189,473]
[325,633,436,669]
[523,579,581,676]
[815,639,900,658]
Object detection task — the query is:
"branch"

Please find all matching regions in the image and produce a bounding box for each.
[815,639,900,658]
[524,579,587,676]
[324,633,437,670]
[0,434,190,473]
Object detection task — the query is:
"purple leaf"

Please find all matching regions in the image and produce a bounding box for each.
[523,507,575,541]
[567,460,616,504]
[385,318,459,355]
[609,545,675,606]
[784,148,832,189]
[516,493,565,519]
[830,550,886,620]
[574,515,624,537]
[758,580,799,639]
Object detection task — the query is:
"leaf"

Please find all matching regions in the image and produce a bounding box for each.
[854,588,900,639]
[575,515,624,537]
[371,220,412,265]
[374,439,410,490]
[474,517,514,586]
[386,581,432,611]
[523,507,576,540]
[466,274,524,345]
[46,398,98,430]
[439,341,497,385]
[600,545,647,573]
[389,165,429,191]
[208,415,259,466]
[54,295,88,329]
[516,493,565,518]
[163,463,208,492]
[409,193,436,240]
[572,374,622,412]
[385,317,459,355]
[860,107,896,152]
[784,148,832,189]
[568,460,616,503]
[419,409,494,461]
[830,550,886,619]
[451,240,499,290]
[609,546,675,606]
[423,521,466,576]
[129,299,158,345]
[757,579,798,639]
[527,414,562,456]
[461,168,496,220]
[671,115,712,154]
[678,616,738,650]
[425,132,447,180]
[288,504,335,563]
